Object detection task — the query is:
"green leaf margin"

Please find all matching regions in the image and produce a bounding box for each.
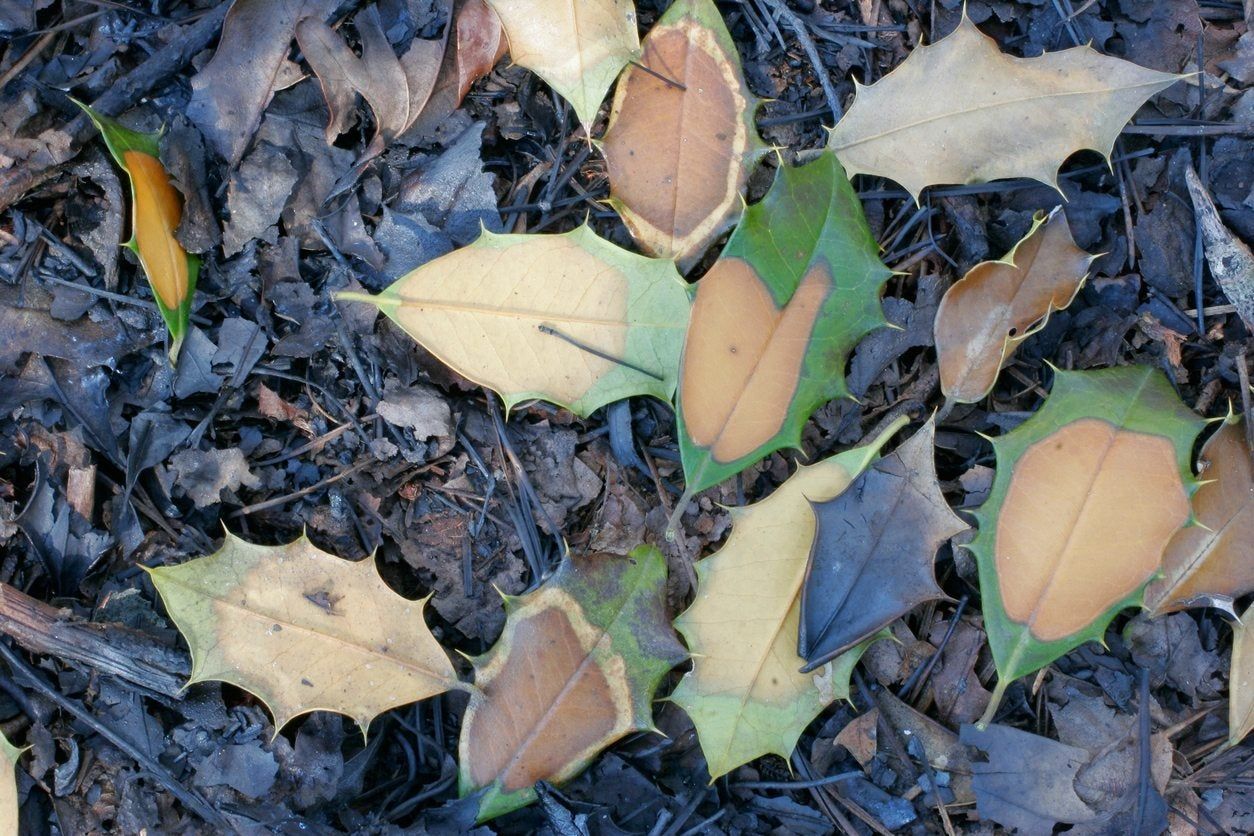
[969,366,1207,697]
[75,100,199,362]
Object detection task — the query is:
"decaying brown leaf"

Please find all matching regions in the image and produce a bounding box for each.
[188,0,337,165]
[601,0,766,269]
[1146,419,1254,614]
[935,207,1094,403]
[452,0,508,103]
[296,3,448,148]
[1185,165,1254,331]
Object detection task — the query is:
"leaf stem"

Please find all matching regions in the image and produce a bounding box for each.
[977,676,1009,729]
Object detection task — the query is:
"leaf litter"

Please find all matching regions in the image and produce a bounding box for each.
[0,0,1251,832]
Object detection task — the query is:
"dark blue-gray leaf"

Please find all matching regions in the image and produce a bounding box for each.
[798,420,967,671]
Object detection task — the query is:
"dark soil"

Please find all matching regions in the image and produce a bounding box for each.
[1,0,1251,833]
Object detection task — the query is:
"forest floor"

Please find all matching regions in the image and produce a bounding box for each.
[0,0,1252,833]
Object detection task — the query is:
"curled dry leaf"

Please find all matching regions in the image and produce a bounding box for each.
[1232,603,1254,748]
[339,225,690,417]
[828,14,1181,200]
[936,207,1094,403]
[452,0,508,104]
[459,546,685,821]
[295,3,448,146]
[148,533,463,734]
[188,0,337,165]
[1,730,24,836]
[676,152,890,503]
[1145,419,1254,614]
[968,367,1205,724]
[601,0,766,269]
[670,417,906,779]
[487,0,639,130]
[799,420,969,671]
[1184,165,1254,331]
[77,103,199,362]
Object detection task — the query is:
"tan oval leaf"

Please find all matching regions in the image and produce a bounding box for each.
[935,207,1093,403]
[123,150,190,312]
[601,0,763,269]
[995,418,1189,641]
[681,258,830,464]
[1146,419,1254,614]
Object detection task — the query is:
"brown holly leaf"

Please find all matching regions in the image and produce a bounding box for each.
[601,0,766,269]
[799,420,968,670]
[459,546,685,821]
[1145,419,1254,615]
[148,533,464,735]
[935,207,1094,403]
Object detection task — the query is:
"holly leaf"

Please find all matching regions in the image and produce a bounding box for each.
[1232,603,1254,748]
[339,225,690,417]
[676,152,890,502]
[148,533,464,735]
[827,14,1182,200]
[935,207,1094,404]
[459,546,685,821]
[968,367,1206,722]
[1,730,25,836]
[77,102,199,362]
[601,0,767,269]
[1145,418,1254,614]
[670,417,906,779]
[799,419,968,671]
[487,0,639,130]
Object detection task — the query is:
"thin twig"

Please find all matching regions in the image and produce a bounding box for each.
[0,640,230,830]
[760,0,842,124]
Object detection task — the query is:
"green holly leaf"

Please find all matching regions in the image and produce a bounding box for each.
[339,225,691,418]
[969,366,1207,725]
[669,416,906,778]
[459,546,686,821]
[1,729,26,836]
[674,152,890,512]
[76,101,199,363]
